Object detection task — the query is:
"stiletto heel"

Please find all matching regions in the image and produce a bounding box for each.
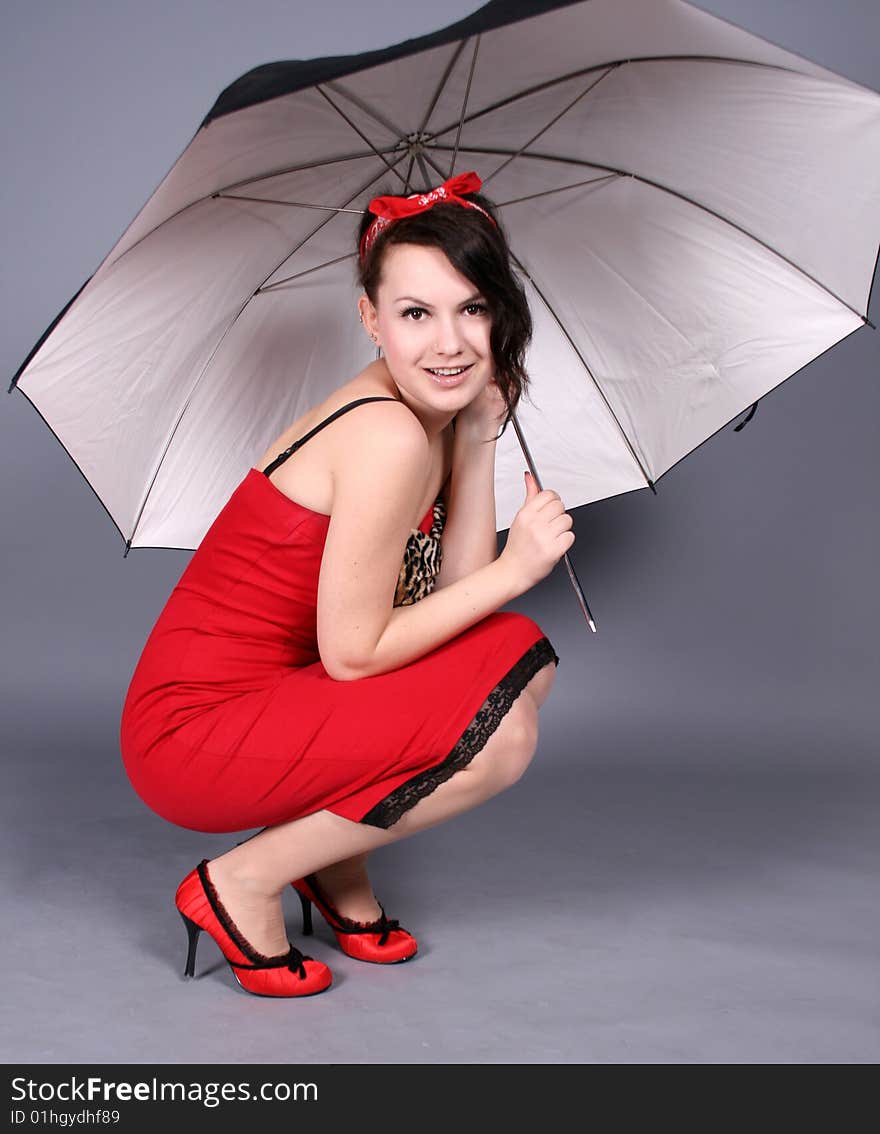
[298,890,313,936]
[290,874,418,964]
[175,860,332,998]
[180,911,201,978]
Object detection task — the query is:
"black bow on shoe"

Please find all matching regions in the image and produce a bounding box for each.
[334,907,401,947]
[230,944,310,980]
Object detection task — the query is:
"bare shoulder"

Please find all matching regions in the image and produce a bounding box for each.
[254,364,425,516]
[255,369,408,465]
[331,394,428,489]
[289,379,425,470]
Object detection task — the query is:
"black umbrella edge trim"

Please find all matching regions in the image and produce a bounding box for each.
[7,380,197,558]
[650,316,873,494]
[865,236,880,327]
[201,0,582,126]
[8,277,92,394]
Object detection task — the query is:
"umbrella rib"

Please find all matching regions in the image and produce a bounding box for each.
[322,40,471,167]
[215,193,363,213]
[100,147,399,271]
[419,39,469,136]
[323,80,408,142]
[419,149,459,185]
[449,35,481,177]
[261,151,409,267]
[482,65,619,188]
[222,179,626,220]
[93,55,842,281]
[508,248,656,494]
[423,53,835,144]
[416,153,433,191]
[316,85,408,187]
[404,154,416,194]
[433,145,870,324]
[321,57,471,194]
[322,58,478,193]
[321,41,471,189]
[125,154,409,547]
[218,147,399,193]
[496,175,617,208]
[259,251,357,291]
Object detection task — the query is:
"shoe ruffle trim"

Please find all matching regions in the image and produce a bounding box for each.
[198,859,308,975]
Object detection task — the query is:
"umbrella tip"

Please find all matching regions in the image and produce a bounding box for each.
[589,619,596,633]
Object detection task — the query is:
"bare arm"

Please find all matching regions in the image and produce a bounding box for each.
[364,559,520,677]
[315,403,522,681]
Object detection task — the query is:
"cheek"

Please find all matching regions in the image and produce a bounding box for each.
[469,322,492,352]
[401,324,434,352]
[388,325,424,354]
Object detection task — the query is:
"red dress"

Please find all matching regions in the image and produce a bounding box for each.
[120,397,559,833]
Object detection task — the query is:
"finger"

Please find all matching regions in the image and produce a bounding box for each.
[533,491,564,512]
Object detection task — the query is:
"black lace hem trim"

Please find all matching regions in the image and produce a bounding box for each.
[358,636,560,830]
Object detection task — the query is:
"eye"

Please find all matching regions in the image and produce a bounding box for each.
[401,306,428,321]
[464,302,489,316]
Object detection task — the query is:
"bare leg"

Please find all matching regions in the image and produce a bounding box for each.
[309,851,378,923]
[521,658,555,709]
[308,657,557,920]
[207,660,556,954]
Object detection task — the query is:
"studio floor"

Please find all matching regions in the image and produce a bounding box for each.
[4,691,877,1065]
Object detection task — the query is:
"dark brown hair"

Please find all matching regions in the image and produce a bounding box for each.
[356,185,532,441]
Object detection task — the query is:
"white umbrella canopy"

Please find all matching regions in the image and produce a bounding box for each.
[10,0,880,562]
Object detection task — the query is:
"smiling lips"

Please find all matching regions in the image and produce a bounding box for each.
[425,363,473,386]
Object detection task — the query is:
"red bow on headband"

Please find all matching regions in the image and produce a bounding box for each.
[359,171,495,263]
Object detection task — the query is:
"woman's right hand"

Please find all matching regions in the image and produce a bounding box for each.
[500,471,576,593]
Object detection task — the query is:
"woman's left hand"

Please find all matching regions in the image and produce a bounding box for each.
[454,378,508,441]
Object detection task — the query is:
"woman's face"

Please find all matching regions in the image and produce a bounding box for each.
[359,242,493,412]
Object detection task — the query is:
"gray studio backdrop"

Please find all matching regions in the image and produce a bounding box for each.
[2,1,878,1065]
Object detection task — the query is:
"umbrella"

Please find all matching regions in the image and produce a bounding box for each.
[9,0,880,633]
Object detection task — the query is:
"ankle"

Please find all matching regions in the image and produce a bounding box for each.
[208,854,283,901]
[310,868,381,923]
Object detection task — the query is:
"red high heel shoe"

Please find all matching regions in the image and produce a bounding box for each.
[292,874,418,964]
[176,860,332,997]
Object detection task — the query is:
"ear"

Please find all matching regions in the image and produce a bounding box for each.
[358,293,378,339]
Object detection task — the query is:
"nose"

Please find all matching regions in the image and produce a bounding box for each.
[432,315,464,356]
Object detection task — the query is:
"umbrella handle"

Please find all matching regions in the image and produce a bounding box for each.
[509,412,597,634]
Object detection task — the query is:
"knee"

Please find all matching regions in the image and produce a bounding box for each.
[470,693,539,794]
[525,659,557,710]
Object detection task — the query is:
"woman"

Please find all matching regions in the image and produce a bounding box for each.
[119,171,575,998]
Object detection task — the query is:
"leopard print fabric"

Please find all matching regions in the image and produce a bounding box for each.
[393,493,447,607]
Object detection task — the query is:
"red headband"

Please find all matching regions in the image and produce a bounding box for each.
[359,170,496,264]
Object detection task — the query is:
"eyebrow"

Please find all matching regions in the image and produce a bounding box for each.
[394,293,485,306]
